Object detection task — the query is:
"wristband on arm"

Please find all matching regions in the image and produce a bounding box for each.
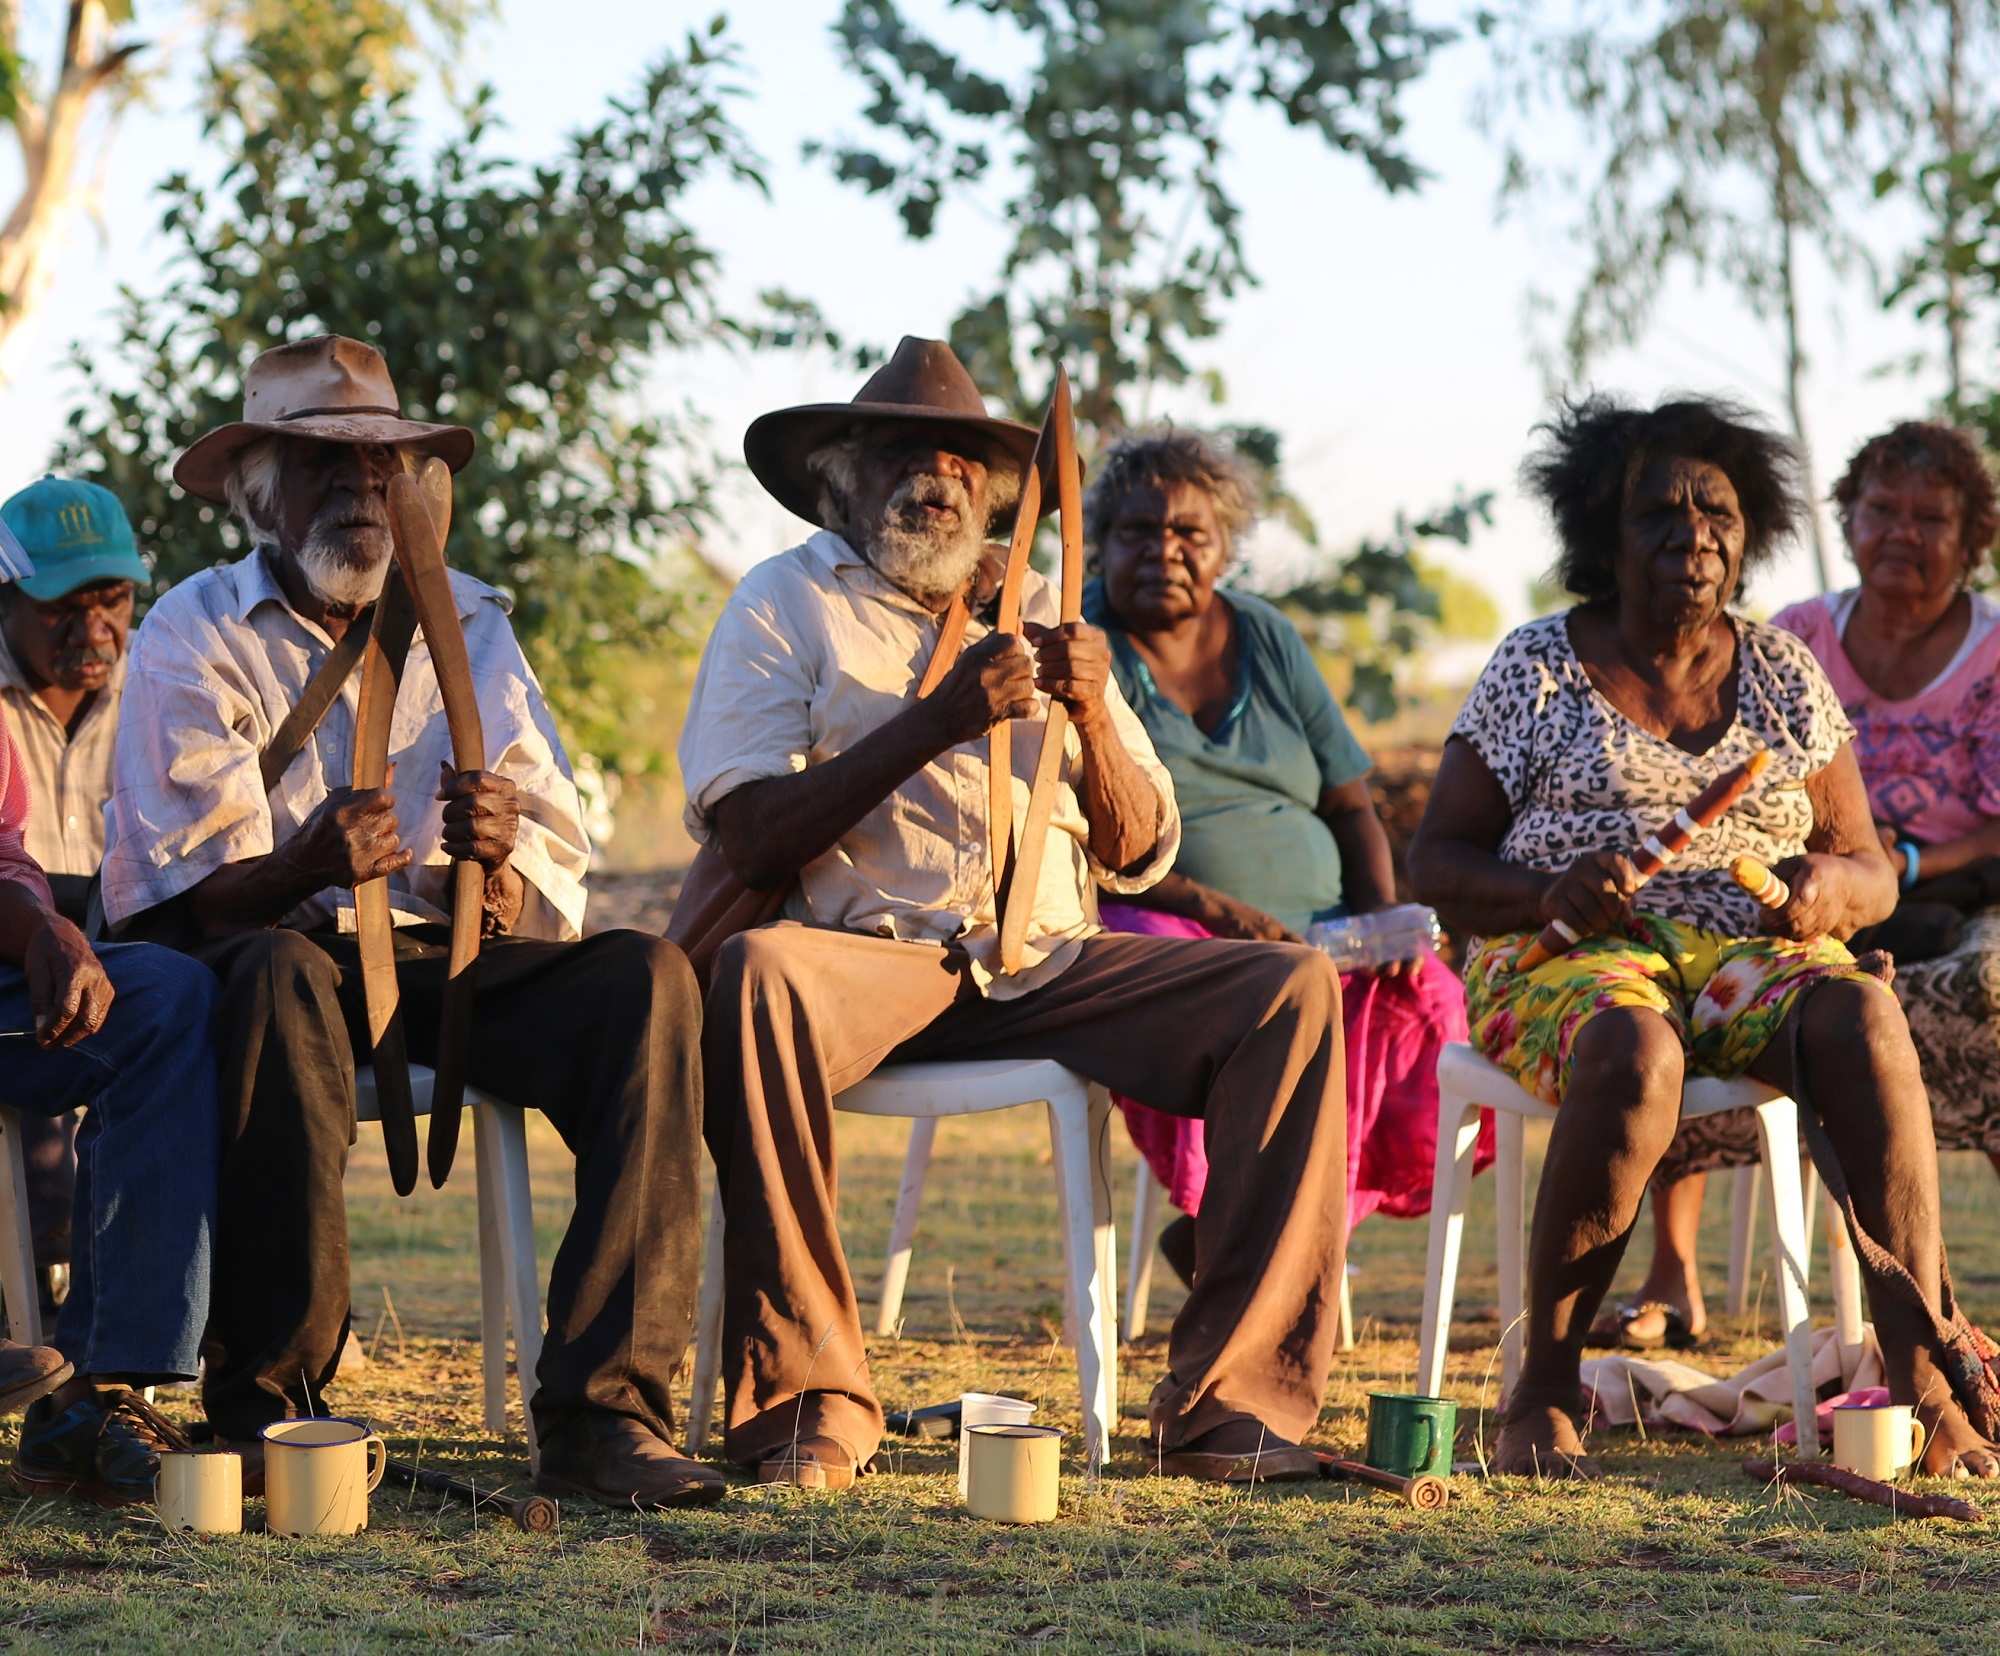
[1898,840,1922,892]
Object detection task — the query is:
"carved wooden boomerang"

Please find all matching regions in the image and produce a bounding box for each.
[352,554,422,1195]
[388,461,486,1188]
[988,409,1054,938]
[997,367,1084,974]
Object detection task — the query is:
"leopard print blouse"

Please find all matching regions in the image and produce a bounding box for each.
[1451,611,1856,937]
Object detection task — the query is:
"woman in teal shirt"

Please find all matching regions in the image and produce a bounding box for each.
[1085,431,1478,1288]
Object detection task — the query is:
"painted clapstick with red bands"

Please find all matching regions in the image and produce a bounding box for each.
[1730,854,1791,910]
[1514,748,1776,972]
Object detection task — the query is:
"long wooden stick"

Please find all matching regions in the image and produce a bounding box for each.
[998,366,1084,974]
[988,415,1053,929]
[389,465,486,1189]
[1515,747,1774,972]
[1742,1456,1981,1521]
[352,568,421,1195]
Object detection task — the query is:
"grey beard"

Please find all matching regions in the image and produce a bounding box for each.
[865,523,985,605]
[296,526,391,610]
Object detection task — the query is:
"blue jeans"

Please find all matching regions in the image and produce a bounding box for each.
[0,941,218,1381]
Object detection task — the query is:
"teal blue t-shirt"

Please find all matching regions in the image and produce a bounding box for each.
[1084,580,1371,933]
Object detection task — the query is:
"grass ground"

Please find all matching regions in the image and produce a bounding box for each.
[4,1105,2000,1652]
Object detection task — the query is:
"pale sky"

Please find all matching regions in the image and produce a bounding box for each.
[0,0,1950,641]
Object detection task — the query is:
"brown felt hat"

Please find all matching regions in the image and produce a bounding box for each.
[743,336,1042,529]
[173,335,475,503]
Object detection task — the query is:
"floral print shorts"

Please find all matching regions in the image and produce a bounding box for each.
[1464,912,1878,1106]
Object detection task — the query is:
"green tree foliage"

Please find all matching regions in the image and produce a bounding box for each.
[1257,492,1495,721]
[816,1,1483,709]
[814,0,1446,436]
[53,14,767,765]
[1479,0,1877,592]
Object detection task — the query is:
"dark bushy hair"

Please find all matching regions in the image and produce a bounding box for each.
[1832,420,2000,572]
[1082,428,1258,558]
[1522,394,1805,602]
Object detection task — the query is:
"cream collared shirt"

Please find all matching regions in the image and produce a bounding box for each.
[0,630,124,878]
[679,530,1180,998]
[102,548,589,937]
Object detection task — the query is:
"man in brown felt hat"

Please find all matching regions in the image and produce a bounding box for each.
[683,337,1348,1489]
[100,334,723,1509]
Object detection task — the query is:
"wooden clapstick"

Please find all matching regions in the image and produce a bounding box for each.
[1317,1454,1450,1510]
[1514,748,1775,972]
[1730,854,1791,910]
[1742,1457,1980,1522]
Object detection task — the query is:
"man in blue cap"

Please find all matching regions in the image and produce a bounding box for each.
[0,478,149,1321]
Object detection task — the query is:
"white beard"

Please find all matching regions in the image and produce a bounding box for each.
[295,523,392,610]
[858,473,987,605]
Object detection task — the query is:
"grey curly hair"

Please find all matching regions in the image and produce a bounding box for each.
[1082,429,1259,559]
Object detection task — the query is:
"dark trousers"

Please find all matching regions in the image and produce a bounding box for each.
[190,924,703,1443]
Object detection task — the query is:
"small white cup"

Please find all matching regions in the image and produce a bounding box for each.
[157,1449,243,1534]
[1832,1403,1926,1482]
[957,1392,1036,1498]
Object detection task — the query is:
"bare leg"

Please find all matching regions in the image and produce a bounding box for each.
[1495,1007,1685,1477]
[1750,978,2000,1478]
[1615,1172,1709,1343]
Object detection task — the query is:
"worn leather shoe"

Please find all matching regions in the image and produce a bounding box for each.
[0,1340,71,1416]
[534,1412,725,1510]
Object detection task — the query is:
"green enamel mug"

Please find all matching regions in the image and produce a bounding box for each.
[1365,1392,1457,1479]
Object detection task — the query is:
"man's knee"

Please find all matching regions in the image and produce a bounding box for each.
[1569,1007,1685,1157]
[102,942,218,1032]
[589,927,700,1022]
[223,927,338,1003]
[1254,941,1341,1027]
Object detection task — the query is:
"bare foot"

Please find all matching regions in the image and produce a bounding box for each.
[1917,1395,2000,1480]
[1492,1398,1602,1479]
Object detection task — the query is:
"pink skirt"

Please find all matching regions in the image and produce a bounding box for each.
[1100,903,1492,1232]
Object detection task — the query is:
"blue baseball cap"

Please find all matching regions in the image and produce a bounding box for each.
[1,477,147,602]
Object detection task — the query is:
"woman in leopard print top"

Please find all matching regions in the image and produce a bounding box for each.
[1410,394,1993,1480]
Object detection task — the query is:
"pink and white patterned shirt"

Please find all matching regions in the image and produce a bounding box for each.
[0,706,55,910]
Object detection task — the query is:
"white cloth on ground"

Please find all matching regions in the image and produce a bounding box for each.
[1581,1324,1883,1436]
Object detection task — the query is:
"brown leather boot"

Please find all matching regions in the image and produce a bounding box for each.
[534,1412,726,1510]
[0,1340,71,1416]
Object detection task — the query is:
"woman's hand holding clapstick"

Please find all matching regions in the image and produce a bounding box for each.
[1731,854,1791,910]
[1514,749,1775,971]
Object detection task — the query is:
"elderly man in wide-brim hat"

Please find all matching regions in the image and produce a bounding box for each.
[682,337,1349,1489]
[101,334,722,1509]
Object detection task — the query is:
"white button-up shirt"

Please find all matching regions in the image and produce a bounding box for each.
[0,630,123,878]
[102,548,589,938]
[679,530,1179,998]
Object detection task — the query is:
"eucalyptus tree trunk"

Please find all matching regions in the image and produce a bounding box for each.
[1773,150,1834,593]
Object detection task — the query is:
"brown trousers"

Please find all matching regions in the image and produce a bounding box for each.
[702,923,1347,1468]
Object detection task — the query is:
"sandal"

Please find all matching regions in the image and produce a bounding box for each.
[1586,1300,1699,1351]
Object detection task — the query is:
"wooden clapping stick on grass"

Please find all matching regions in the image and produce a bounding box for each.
[997,365,1084,975]
[1742,1457,1981,1522]
[388,460,487,1189]
[1316,1455,1450,1510]
[1514,748,1776,972]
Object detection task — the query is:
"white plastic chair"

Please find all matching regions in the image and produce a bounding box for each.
[687,1058,1119,1466]
[0,1109,43,1347]
[1124,1162,1354,1352]
[1416,1043,1865,1456]
[353,1065,544,1465]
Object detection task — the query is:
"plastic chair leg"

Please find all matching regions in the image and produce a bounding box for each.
[0,1111,40,1347]
[687,1183,726,1457]
[1728,1162,1763,1316]
[1125,1163,1163,1340]
[1826,1177,1866,1358]
[1335,1264,1355,1354]
[1086,1085,1119,1442]
[876,1117,938,1336]
[471,1101,510,1435]
[1048,1090,1112,1467]
[1495,1111,1528,1400]
[485,1101,543,1469]
[1416,1088,1485,1400]
[1752,1098,1819,1457]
